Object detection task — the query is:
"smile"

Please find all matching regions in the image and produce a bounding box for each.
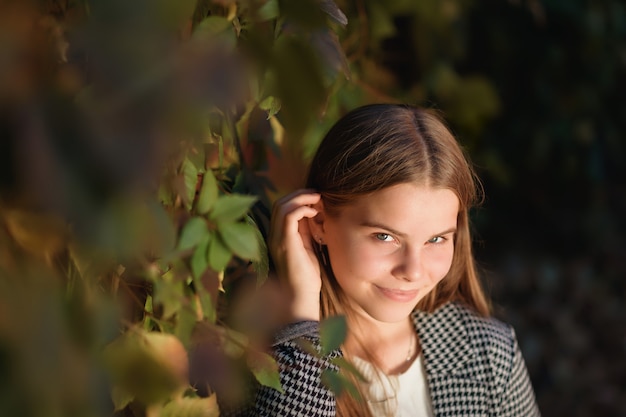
[375,285,420,302]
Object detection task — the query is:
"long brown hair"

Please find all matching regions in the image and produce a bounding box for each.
[305,104,490,416]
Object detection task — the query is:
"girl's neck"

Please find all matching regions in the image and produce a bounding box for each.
[345,312,419,375]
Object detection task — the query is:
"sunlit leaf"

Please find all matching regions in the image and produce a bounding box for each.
[196,170,218,214]
[259,96,282,119]
[182,158,199,211]
[153,272,185,319]
[218,221,260,260]
[247,351,283,392]
[209,194,257,223]
[161,394,220,417]
[319,315,346,356]
[178,217,209,251]
[111,385,134,411]
[103,331,189,406]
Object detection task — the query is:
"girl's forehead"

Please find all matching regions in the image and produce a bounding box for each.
[334,184,459,224]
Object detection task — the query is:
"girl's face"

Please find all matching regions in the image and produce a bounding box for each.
[315,183,459,324]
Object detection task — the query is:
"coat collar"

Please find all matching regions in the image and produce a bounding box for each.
[412,302,475,376]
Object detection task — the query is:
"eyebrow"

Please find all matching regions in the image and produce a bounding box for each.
[359,221,457,238]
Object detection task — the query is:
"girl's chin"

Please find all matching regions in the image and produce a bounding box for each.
[357,305,417,324]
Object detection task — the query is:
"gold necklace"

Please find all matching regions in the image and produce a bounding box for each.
[405,330,415,362]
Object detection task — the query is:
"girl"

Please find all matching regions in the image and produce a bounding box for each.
[255,104,539,416]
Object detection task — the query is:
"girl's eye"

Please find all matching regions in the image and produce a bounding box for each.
[374,233,393,242]
[427,236,445,244]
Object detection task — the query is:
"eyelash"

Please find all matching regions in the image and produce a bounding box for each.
[374,233,394,242]
[428,236,447,244]
[374,234,448,244]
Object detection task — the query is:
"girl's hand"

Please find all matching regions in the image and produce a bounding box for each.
[269,189,322,322]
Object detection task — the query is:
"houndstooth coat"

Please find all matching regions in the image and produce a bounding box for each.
[237,302,541,416]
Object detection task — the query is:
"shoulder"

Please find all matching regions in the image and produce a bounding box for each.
[414,302,517,385]
[415,301,514,353]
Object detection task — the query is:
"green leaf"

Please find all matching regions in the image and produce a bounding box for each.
[190,236,210,279]
[247,216,269,285]
[207,231,232,271]
[218,222,260,260]
[194,16,237,50]
[321,368,361,399]
[192,268,216,323]
[158,183,174,206]
[178,217,209,251]
[258,0,279,21]
[174,305,197,348]
[198,289,216,323]
[319,315,347,356]
[153,272,184,319]
[209,194,257,223]
[259,96,282,119]
[247,351,283,393]
[161,394,220,417]
[182,158,199,211]
[111,385,134,411]
[331,356,367,382]
[196,170,219,214]
[146,201,177,256]
[222,328,249,359]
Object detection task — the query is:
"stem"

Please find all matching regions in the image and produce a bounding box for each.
[225,110,246,171]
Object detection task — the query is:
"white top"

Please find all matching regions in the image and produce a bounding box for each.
[352,355,434,417]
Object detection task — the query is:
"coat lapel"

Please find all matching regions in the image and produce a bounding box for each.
[413,303,491,416]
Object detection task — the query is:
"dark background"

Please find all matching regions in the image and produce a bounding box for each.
[374,1,626,415]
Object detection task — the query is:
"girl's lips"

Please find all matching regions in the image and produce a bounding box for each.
[375,285,420,302]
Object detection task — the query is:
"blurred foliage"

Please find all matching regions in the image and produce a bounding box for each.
[0,0,624,416]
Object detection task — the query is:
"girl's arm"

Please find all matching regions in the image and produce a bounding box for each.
[498,328,541,416]
[252,321,340,416]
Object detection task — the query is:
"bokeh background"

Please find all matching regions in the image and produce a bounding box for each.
[0,1,624,416]
[374,2,626,415]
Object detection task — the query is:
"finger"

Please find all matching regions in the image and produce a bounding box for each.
[270,191,320,241]
[272,189,320,218]
[277,205,318,247]
[298,217,315,250]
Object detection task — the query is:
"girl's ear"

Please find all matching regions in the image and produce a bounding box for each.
[307,198,326,242]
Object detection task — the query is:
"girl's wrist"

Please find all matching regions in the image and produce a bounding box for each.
[288,293,321,322]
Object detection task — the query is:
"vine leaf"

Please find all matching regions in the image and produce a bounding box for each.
[196,171,218,214]
[319,315,347,356]
[218,222,260,260]
[178,217,209,251]
[182,158,199,211]
[247,351,283,393]
[160,394,220,417]
[207,231,232,271]
[209,194,257,223]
